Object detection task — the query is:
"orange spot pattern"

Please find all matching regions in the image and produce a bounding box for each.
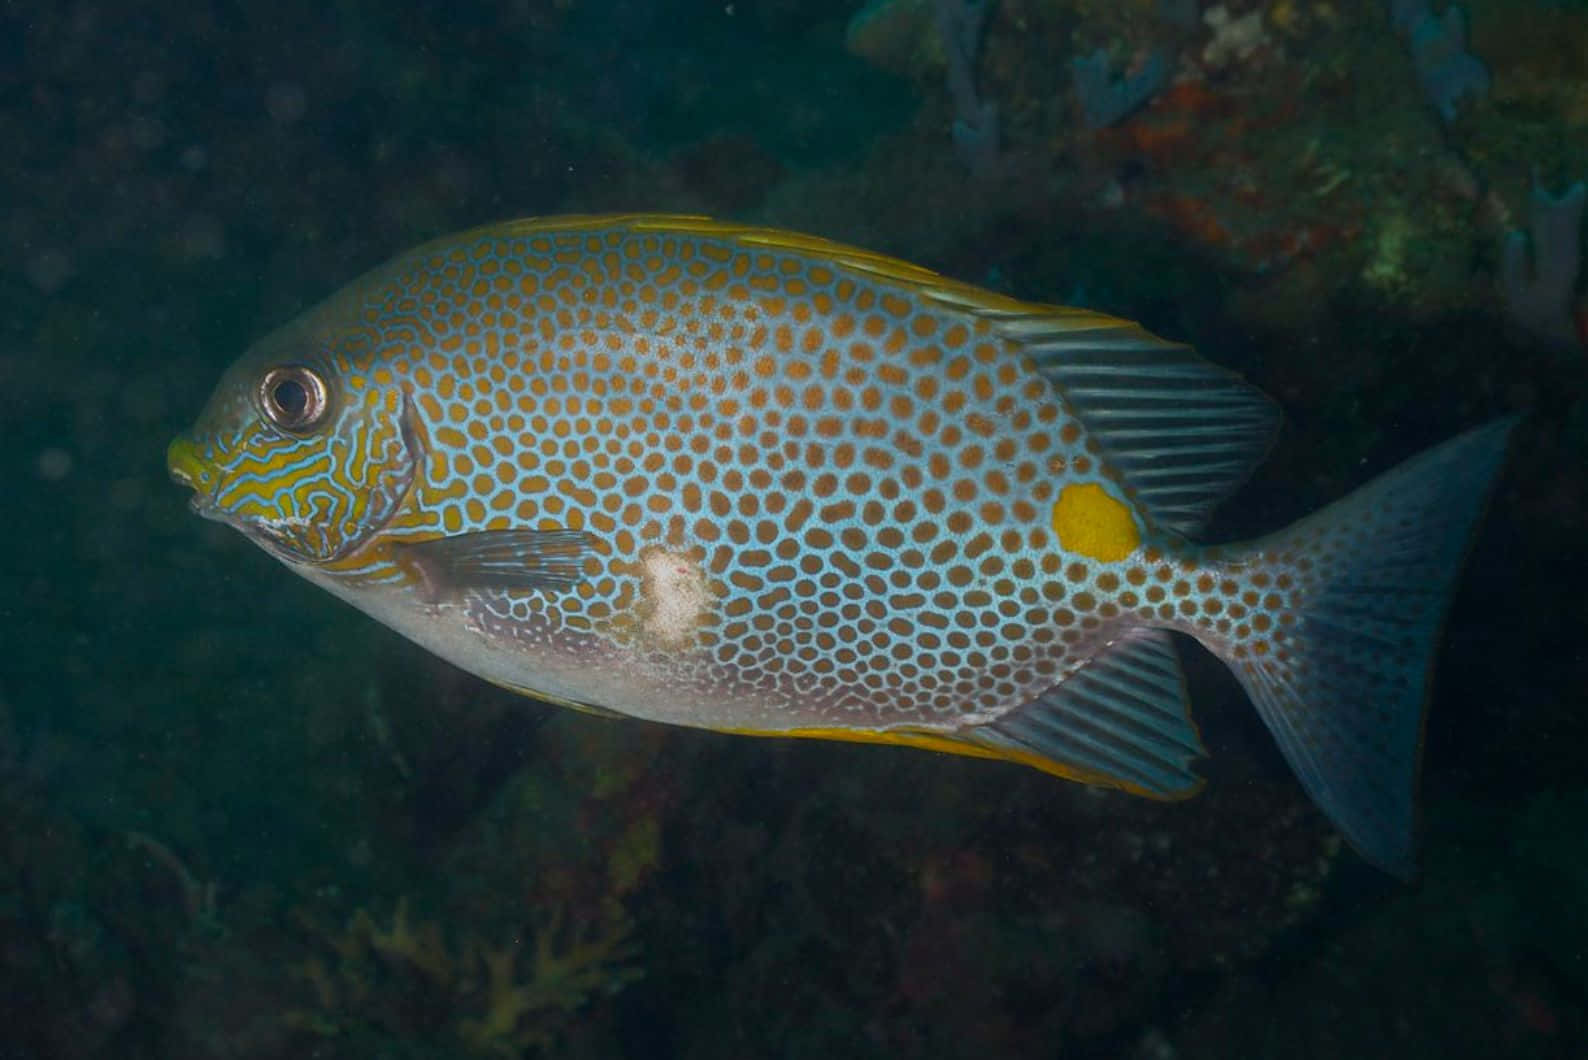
[325,219,1305,723]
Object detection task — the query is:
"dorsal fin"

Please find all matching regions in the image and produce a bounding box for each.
[923,291,1281,536]
[415,216,1279,536]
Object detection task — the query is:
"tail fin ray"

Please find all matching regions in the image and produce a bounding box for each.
[1223,419,1516,877]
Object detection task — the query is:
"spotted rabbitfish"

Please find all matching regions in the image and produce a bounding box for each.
[169,215,1514,877]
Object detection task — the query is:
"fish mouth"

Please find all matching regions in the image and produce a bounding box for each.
[167,436,206,489]
[166,436,228,523]
[166,437,290,560]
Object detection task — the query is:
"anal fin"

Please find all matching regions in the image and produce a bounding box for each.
[962,629,1207,799]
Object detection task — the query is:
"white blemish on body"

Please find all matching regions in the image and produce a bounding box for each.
[639,546,712,648]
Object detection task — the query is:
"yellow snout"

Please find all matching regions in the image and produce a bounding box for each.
[166,436,210,490]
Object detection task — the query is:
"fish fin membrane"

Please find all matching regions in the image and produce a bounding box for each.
[482,675,629,719]
[939,298,1281,536]
[1221,419,1518,879]
[737,632,1203,798]
[961,628,1207,799]
[389,528,595,600]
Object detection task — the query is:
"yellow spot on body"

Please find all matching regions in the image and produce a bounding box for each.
[1051,483,1139,563]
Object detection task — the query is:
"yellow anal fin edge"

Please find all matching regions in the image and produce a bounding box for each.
[721,724,1200,802]
[726,630,1211,803]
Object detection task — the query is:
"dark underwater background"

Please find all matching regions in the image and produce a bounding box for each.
[2,0,1586,1056]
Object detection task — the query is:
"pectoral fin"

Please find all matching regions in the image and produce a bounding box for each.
[390,528,595,601]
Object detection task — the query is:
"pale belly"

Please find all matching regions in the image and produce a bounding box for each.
[299,525,1122,735]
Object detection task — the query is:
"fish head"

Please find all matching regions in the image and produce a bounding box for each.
[168,316,421,567]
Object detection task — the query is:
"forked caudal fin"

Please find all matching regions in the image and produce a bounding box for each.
[1209,418,1518,878]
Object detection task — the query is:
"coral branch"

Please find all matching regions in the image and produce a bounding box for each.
[1071,48,1171,130]
[1501,178,1586,354]
[460,906,640,1054]
[1391,1,1490,123]
[125,830,219,928]
[934,0,999,176]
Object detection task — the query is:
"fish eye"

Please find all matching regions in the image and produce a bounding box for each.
[259,365,330,432]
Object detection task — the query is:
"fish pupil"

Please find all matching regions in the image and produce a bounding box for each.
[272,378,307,420]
